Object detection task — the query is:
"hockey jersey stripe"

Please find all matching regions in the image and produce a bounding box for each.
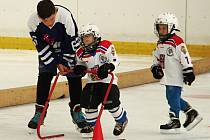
[76,48,84,57]
[43,57,54,65]
[63,54,75,57]
[40,51,52,61]
[38,45,50,56]
[63,54,75,60]
[98,46,107,52]
[159,42,176,47]
[82,54,92,58]
[167,39,176,44]
[63,56,74,63]
[96,49,106,54]
[63,54,75,59]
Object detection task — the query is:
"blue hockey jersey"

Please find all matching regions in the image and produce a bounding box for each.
[28,5,80,72]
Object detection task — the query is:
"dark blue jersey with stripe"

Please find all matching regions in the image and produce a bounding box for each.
[28,6,80,73]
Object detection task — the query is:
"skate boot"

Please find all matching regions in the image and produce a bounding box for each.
[28,104,46,129]
[69,103,87,130]
[183,108,203,131]
[113,116,128,136]
[160,112,181,134]
[80,125,94,138]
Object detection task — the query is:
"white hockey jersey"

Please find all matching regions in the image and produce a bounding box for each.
[152,34,193,87]
[76,40,119,85]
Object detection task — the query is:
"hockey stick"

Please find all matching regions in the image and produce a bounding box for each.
[37,72,64,139]
[92,72,114,140]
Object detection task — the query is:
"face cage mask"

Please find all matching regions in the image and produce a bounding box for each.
[156,24,179,42]
[82,37,101,53]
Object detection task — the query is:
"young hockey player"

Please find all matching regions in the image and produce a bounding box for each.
[27,0,86,130]
[151,12,202,133]
[73,24,128,136]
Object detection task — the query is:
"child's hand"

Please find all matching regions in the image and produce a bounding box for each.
[151,64,164,79]
[74,65,87,77]
[97,63,115,79]
[183,67,195,86]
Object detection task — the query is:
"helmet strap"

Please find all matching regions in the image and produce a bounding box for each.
[169,24,180,34]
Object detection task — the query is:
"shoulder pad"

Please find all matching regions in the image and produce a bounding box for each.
[169,34,184,46]
[99,40,112,49]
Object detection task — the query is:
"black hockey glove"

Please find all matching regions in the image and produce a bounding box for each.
[97,63,115,79]
[151,64,164,79]
[183,67,195,86]
[74,65,87,77]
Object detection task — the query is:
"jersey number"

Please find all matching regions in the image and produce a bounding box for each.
[160,54,165,69]
[71,37,81,51]
[185,56,189,64]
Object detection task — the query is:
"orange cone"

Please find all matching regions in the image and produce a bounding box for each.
[92,119,104,140]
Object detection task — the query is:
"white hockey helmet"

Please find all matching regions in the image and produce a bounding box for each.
[154,12,179,37]
[79,24,101,51]
[79,24,101,40]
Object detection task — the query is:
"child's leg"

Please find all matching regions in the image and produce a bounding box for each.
[160,85,182,133]
[102,84,128,136]
[79,108,97,136]
[165,86,202,131]
[166,85,192,115]
[102,84,127,123]
[85,109,98,126]
[108,106,127,124]
[180,98,190,111]
[180,95,202,130]
[166,85,182,118]
[80,83,100,134]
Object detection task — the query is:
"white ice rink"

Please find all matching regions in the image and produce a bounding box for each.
[0,49,210,140]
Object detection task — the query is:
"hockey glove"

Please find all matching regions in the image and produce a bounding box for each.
[183,67,195,86]
[74,65,87,77]
[151,64,164,79]
[97,63,115,79]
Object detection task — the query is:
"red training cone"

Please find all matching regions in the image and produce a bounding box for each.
[92,119,104,140]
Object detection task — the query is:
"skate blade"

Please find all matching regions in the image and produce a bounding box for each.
[160,128,181,134]
[28,124,45,134]
[185,116,203,131]
[74,124,82,133]
[81,132,93,138]
[28,128,36,134]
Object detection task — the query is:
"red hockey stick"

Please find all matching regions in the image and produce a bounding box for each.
[36,69,97,139]
[92,72,114,140]
[37,72,64,139]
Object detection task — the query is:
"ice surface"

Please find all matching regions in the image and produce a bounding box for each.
[0,49,209,140]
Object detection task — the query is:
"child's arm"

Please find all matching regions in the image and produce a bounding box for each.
[97,41,118,79]
[176,43,195,85]
[152,47,160,67]
[177,43,193,69]
[151,46,164,79]
[73,48,87,77]
[106,44,120,68]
